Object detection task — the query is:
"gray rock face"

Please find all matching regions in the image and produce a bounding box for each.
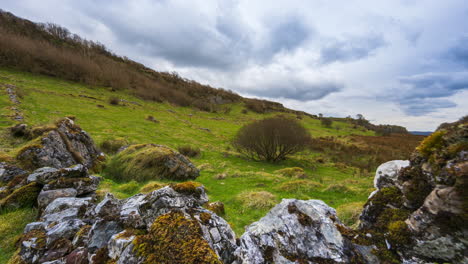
[0,162,26,182]
[16,182,238,264]
[37,188,78,211]
[236,199,368,264]
[17,118,100,170]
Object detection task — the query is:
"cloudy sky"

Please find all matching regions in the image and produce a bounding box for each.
[3,0,468,130]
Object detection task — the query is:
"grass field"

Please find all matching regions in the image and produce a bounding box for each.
[0,68,418,262]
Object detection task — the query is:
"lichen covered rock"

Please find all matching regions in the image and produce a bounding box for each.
[236,199,373,264]
[359,117,468,263]
[16,118,100,170]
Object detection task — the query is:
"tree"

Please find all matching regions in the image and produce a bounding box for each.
[233,117,311,162]
[321,118,333,128]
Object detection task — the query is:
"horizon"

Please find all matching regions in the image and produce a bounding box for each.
[2,1,467,130]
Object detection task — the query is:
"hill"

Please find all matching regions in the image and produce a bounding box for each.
[0,10,427,263]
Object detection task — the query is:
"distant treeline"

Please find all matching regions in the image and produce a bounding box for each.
[0,10,243,110]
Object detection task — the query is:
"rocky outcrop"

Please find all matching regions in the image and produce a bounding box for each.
[16,118,101,170]
[359,119,468,263]
[13,181,237,264]
[236,199,377,264]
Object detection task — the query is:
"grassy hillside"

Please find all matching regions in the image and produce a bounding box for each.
[0,68,424,262]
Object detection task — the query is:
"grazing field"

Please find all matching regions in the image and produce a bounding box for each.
[0,68,424,262]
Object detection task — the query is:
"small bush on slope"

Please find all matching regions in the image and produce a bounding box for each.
[233,117,311,163]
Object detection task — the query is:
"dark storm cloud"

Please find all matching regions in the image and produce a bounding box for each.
[398,98,457,116]
[448,35,468,68]
[399,72,468,99]
[394,72,468,115]
[246,79,343,101]
[319,34,386,64]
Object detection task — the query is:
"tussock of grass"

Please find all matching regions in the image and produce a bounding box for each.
[116,180,140,194]
[99,137,128,154]
[277,180,322,193]
[236,191,277,209]
[140,181,166,193]
[0,208,37,263]
[336,201,365,227]
[274,167,307,178]
[324,184,353,193]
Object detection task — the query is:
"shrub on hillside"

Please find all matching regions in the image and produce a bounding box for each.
[233,117,311,162]
[177,145,201,158]
[108,96,120,105]
[321,118,333,128]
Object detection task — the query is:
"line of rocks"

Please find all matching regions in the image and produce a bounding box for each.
[4,83,24,121]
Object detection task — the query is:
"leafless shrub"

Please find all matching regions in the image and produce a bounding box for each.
[233,116,311,162]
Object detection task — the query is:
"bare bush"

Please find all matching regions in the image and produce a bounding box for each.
[233,117,311,162]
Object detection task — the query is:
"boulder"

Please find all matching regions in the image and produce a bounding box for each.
[0,162,26,182]
[358,119,468,263]
[236,199,372,264]
[373,160,409,190]
[17,118,100,170]
[106,144,199,182]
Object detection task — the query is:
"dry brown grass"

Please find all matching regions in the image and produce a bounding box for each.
[236,191,277,209]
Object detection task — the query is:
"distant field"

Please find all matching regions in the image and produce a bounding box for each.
[0,68,423,262]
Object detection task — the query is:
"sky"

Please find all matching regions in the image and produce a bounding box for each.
[2,0,468,131]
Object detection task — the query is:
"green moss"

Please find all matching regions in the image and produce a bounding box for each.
[0,182,41,210]
[140,181,166,193]
[417,130,446,157]
[375,208,410,230]
[117,180,140,194]
[21,229,47,249]
[171,181,203,197]
[132,211,222,264]
[387,221,411,246]
[99,137,128,154]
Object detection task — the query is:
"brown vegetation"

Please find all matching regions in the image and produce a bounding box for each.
[309,133,425,171]
[233,117,311,162]
[0,10,241,109]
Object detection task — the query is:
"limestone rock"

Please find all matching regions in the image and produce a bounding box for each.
[373,160,409,190]
[236,199,368,264]
[17,118,100,170]
[37,188,78,211]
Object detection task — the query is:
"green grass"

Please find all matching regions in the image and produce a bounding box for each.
[0,68,376,238]
[0,208,37,263]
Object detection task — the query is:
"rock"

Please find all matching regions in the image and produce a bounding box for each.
[45,219,85,246]
[358,119,468,263]
[373,160,409,189]
[0,162,26,182]
[17,118,100,170]
[236,199,367,264]
[87,220,122,252]
[65,247,89,264]
[41,197,93,223]
[38,188,78,211]
[108,144,200,182]
[93,193,122,219]
[43,175,100,196]
[108,231,136,260]
[27,167,59,184]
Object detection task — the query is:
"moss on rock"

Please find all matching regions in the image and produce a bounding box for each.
[0,182,41,210]
[132,211,222,264]
[104,144,199,182]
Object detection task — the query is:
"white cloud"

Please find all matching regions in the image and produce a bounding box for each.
[1,0,468,130]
